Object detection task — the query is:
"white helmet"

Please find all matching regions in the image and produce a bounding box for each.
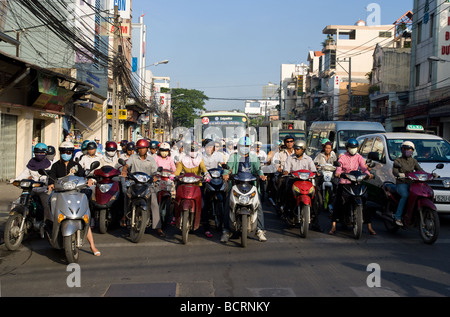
[159,142,171,151]
[59,141,74,151]
[401,141,415,150]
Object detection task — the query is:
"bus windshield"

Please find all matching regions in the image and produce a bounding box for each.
[337,130,384,150]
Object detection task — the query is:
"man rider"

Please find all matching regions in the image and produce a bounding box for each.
[392,141,424,227]
[221,136,267,243]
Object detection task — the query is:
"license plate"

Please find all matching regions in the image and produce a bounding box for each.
[435,195,450,203]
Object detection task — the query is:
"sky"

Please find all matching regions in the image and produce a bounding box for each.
[132,0,413,112]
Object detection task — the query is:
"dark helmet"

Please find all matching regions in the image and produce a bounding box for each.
[86,141,98,150]
[136,139,150,149]
[46,145,56,156]
[283,134,295,143]
[105,141,118,151]
[150,140,159,149]
[345,138,359,149]
[120,140,128,147]
[34,143,48,154]
[126,142,136,151]
[202,138,214,148]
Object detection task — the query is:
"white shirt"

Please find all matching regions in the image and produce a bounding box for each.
[78,153,102,171]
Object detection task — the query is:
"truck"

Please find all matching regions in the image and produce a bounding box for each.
[258,120,307,146]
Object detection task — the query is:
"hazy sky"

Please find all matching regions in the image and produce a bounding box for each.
[132,0,412,111]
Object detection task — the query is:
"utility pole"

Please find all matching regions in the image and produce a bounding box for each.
[112,5,121,142]
[347,57,352,117]
[149,77,154,140]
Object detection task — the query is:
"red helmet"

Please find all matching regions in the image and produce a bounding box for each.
[136,139,150,149]
[105,141,118,151]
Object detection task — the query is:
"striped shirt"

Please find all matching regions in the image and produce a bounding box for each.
[335,152,370,184]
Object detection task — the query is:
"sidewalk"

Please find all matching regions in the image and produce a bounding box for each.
[0,181,23,244]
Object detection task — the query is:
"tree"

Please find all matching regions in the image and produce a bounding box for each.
[161,88,208,128]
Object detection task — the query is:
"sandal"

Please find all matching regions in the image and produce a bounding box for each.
[328,229,336,235]
[205,231,213,238]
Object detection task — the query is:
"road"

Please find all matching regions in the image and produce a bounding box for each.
[1,200,450,300]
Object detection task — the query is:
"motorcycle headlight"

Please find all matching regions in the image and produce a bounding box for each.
[182,176,199,183]
[62,180,78,191]
[135,174,150,183]
[210,170,221,178]
[417,174,429,182]
[98,183,113,193]
[299,173,310,180]
[357,175,367,182]
[346,174,356,182]
[20,180,32,188]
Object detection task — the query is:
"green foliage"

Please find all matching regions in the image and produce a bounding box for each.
[161,88,208,128]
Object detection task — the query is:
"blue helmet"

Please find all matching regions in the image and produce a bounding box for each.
[81,140,90,151]
[238,136,252,147]
[345,138,359,149]
[34,143,48,153]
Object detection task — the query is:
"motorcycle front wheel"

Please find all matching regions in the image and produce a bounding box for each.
[130,207,148,243]
[352,204,363,240]
[419,207,440,245]
[4,213,25,251]
[98,209,108,234]
[240,214,248,248]
[299,205,310,238]
[181,210,189,244]
[64,234,79,263]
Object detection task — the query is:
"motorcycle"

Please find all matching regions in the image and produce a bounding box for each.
[92,165,124,234]
[4,179,46,250]
[283,169,317,238]
[39,161,100,263]
[155,167,175,227]
[174,173,204,244]
[123,169,155,244]
[335,161,374,240]
[316,163,337,215]
[204,166,227,230]
[379,162,443,244]
[229,171,260,247]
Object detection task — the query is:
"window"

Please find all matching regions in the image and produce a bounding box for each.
[430,14,435,38]
[360,138,375,156]
[417,21,422,44]
[379,31,392,38]
[415,64,421,87]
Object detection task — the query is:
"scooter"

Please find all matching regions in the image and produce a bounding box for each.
[229,171,260,247]
[4,179,46,250]
[316,163,336,215]
[336,168,373,240]
[284,169,317,238]
[155,167,175,227]
[124,170,155,243]
[174,173,203,244]
[93,165,124,234]
[204,166,227,230]
[379,163,443,244]
[39,161,100,263]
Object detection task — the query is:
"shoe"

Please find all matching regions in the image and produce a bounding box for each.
[256,230,267,242]
[156,228,166,237]
[220,231,231,243]
[395,219,404,227]
[205,231,213,238]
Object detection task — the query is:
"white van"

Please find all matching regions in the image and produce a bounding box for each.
[306,121,386,158]
[357,132,450,214]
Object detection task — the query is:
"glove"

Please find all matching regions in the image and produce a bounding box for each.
[398,173,406,178]
[433,173,439,178]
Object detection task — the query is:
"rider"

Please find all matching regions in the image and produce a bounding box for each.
[255,141,268,202]
[74,140,90,162]
[275,135,296,213]
[78,141,102,171]
[121,139,165,237]
[282,140,321,231]
[118,140,128,157]
[314,141,337,166]
[221,136,268,243]
[392,141,424,227]
[46,145,57,167]
[149,141,159,157]
[155,142,176,172]
[174,142,212,238]
[101,141,119,168]
[330,138,375,235]
[46,141,100,256]
[202,138,225,170]
[119,142,135,162]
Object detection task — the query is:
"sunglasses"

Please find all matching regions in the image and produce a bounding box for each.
[60,150,73,155]
[285,140,294,143]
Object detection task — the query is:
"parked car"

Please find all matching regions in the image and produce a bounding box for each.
[356,132,450,214]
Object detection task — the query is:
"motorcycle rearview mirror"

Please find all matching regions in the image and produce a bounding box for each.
[221,164,230,170]
[367,151,379,161]
[333,161,341,167]
[436,163,444,170]
[157,166,163,173]
[118,158,126,166]
[38,169,48,176]
[90,161,100,171]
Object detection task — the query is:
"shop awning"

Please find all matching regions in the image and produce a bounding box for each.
[71,115,93,131]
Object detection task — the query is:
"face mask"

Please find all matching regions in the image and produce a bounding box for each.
[348,148,358,156]
[403,150,414,158]
[61,153,72,162]
[160,151,168,158]
[239,147,250,155]
[34,153,46,161]
[106,151,116,157]
[190,152,198,158]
